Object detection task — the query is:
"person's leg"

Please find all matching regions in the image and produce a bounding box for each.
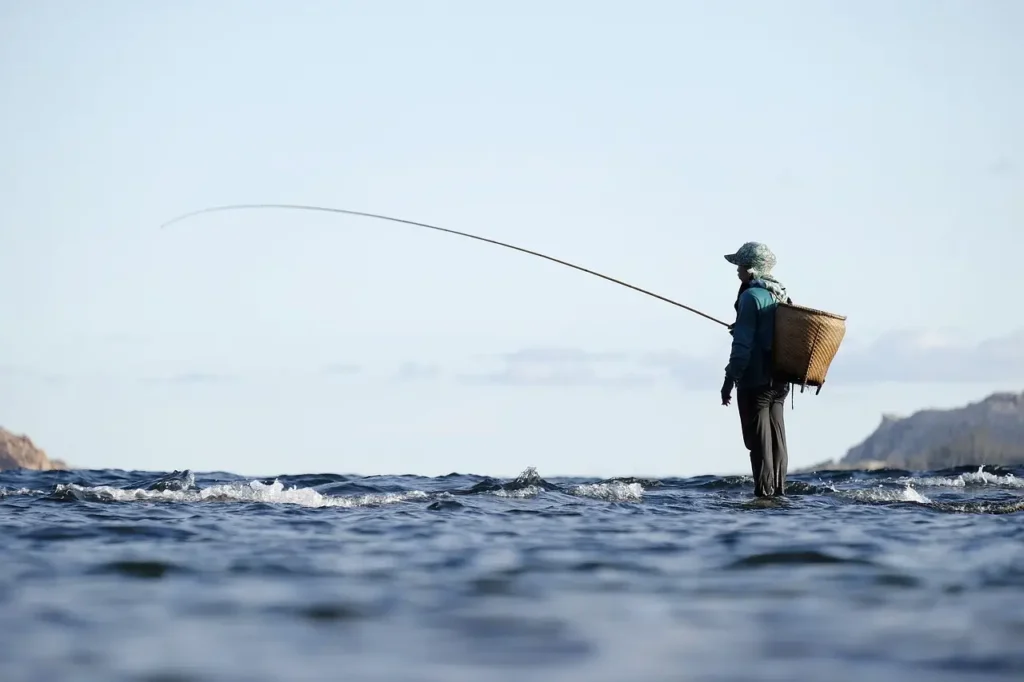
[738,387,775,497]
[769,396,788,495]
[736,389,759,484]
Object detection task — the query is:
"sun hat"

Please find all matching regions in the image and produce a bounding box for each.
[724,241,777,274]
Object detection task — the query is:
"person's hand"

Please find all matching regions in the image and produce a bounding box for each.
[720,376,733,406]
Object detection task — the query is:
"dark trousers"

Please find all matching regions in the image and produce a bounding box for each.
[736,382,789,497]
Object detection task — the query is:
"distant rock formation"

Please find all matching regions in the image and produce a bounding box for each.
[800,391,1024,472]
[0,427,69,471]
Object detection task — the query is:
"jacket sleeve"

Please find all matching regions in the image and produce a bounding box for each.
[725,291,757,381]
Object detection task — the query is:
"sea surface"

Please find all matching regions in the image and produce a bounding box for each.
[1,465,1023,682]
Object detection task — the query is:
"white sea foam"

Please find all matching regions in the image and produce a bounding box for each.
[492,480,645,502]
[52,479,428,508]
[842,484,932,504]
[493,485,544,499]
[913,466,1024,489]
[0,487,36,499]
[569,482,644,502]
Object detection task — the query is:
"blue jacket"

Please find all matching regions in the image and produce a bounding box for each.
[725,285,781,389]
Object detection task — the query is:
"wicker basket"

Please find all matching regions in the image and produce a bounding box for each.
[772,302,847,393]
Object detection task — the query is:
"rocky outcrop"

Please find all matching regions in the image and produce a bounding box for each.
[0,427,69,471]
[802,391,1024,471]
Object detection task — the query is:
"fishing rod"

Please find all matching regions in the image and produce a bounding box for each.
[160,203,732,328]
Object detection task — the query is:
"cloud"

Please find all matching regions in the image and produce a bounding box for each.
[0,365,69,385]
[631,350,721,387]
[497,347,632,365]
[456,345,704,388]
[458,365,661,388]
[139,372,238,385]
[825,328,1024,384]
[988,157,1015,177]
[320,363,362,376]
[450,328,1024,389]
[17,328,1014,391]
[101,333,150,347]
[393,362,441,382]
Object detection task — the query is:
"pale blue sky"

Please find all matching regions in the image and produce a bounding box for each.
[1,0,1021,478]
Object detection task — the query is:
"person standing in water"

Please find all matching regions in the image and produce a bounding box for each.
[719,242,792,497]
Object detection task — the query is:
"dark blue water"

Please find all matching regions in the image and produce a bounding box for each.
[2,465,1023,682]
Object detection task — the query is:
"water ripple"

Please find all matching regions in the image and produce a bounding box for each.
[0,464,1022,681]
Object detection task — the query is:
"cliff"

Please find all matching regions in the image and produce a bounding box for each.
[803,391,1024,472]
[0,427,69,471]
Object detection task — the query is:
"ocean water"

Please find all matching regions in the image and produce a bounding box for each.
[1,465,1023,682]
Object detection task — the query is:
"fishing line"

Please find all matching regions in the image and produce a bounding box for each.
[160,203,731,328]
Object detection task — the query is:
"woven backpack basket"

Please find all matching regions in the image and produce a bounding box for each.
[772,302,847,393]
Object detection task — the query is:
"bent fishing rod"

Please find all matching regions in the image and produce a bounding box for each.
[159,203,731,328]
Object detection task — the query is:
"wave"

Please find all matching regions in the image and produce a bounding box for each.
[2,464,1021,513]
[0,487,36,499]
[28,466,647,509]
[910,466,1024,489]
[47,478,430,509]
[830,483,933,505]
[569,482,645,502]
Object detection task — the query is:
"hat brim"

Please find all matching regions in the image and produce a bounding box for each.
[724,253,742,265]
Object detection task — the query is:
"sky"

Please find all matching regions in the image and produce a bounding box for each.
[0,0,1021,479]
